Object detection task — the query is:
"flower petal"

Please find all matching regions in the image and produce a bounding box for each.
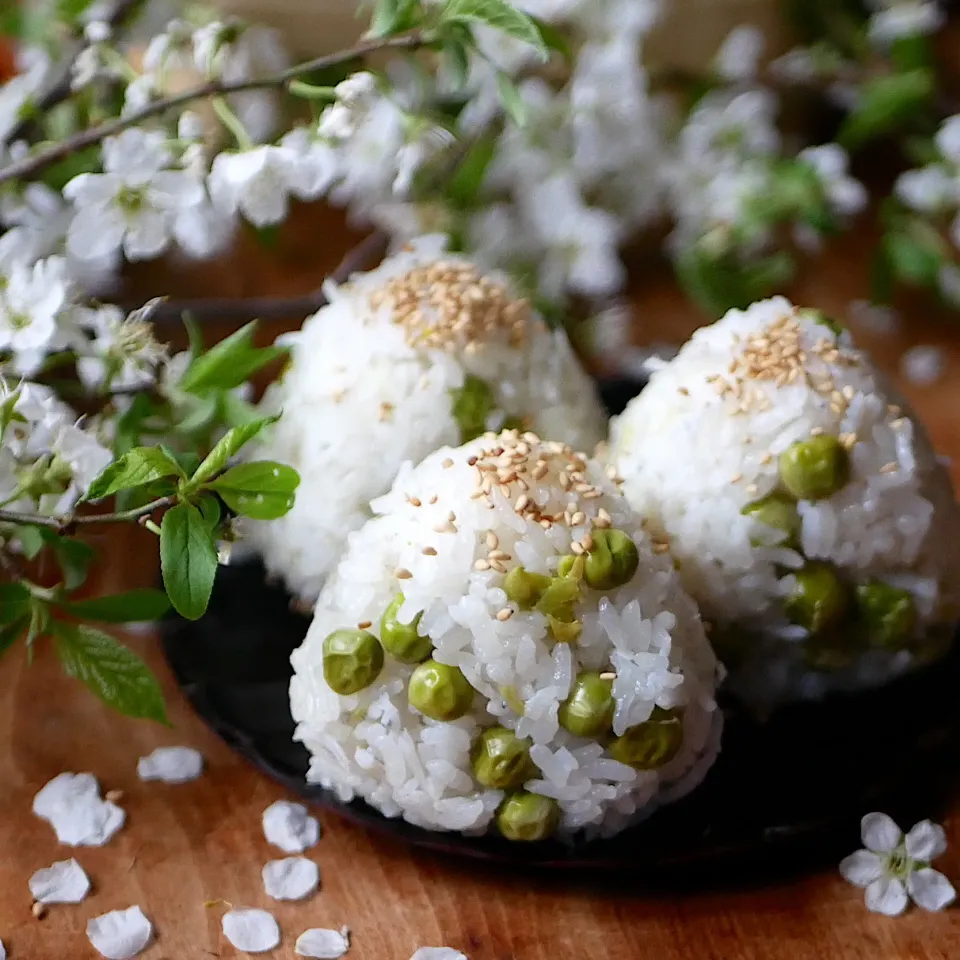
[865,876,909,916]
[907,869,957,912]
[904,820,948,862]
[862,812,902,854]
[839,850,885,888]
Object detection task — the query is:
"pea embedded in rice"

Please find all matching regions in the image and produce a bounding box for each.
[289,430,722,840]
[242,236,607,604]
[609,297,960,707]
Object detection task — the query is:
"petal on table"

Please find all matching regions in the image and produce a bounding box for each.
[865,876,909,916]
[905,820,948,862]
[862,812,902,854]
[840,850,884,888]
[907,869,957,912]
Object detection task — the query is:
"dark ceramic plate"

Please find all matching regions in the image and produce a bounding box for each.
[159,376,960,882]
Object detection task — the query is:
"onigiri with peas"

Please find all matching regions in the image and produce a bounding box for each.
[289,429,721,840]
[609,296,960,706]
[243,236,606,604]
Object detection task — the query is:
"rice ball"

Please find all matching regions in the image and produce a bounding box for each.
[609,297,960,706]
[290,430,721,840]
[244,237,607,603]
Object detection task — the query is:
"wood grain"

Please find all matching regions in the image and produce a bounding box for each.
[3,206,960,959]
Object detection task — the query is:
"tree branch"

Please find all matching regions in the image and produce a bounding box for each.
[0,496,176,534]
[141,229,389,324]
[0,32,425,188]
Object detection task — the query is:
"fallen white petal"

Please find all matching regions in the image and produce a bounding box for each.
[33,772,125,846]
[222,908,281,953]
[295,927,350,958]
[137,746,204,784]
[865,876,909,916]
[0,937,5,959]
[30,858,91,903]
[861,812,902,855]
[86,906,154,959]
[839,850,884,888]
[409,949,468,960]
[904,820,948,862]
[263,800,320,853]
[262,857,319,901]
[907,868,957,912]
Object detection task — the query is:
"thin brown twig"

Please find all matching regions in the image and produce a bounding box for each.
[141,229,389,324]
[0,495,176,535]
[0,33,424,187]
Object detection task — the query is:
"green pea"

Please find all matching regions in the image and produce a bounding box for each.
[804,309,844,337]
[778,435,850,501]
[741,492,801,548]
[558,672,614,738]
[502,566,553,610]
[785,562,848,633]
[495,791,560,842]
[547,615,583,645]
[855,582,916,651]
[534,576,581,619]
[608,708,683,769]
[380,593,432,664]
[471,726,537,789]
[556,555,584,580]
[408,659,474,721]
[450,374,496,443]
[583,529,639,591]
[322,629,385,695]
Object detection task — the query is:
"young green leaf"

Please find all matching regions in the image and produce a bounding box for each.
[160,503,219,621]
[113,392,154,457]
[63,588,172,624]
[496,71,527,128]
[0,583,31,625]
[447,136,497,208]
[0,618,25,659]
[85,447,185,501]
[54,622,168,723]
[14,524,46,560]
[367,0,421,37]
[188,415,280,489]
[196,493,222,530]
[441,0,548,60]
[177,321,286,394]
[48,535,97,591]
[208,461,301,520]
[838,69,934,150]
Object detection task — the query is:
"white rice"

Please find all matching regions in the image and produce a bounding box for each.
[290,432,721,839]
[244,235,607,603]
[609,297,960,705]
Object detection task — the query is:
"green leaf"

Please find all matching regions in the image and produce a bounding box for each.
[63,588,171,624]
[160,503,219,621]
[40,145,101,192]
[367,0,422,37]
[529,16,571,61]
[54,622,168,723]
[443,35,471,90]
[177,321,286,394]
[197,493,222,530]
[208,461,300,520]
[890,35,932,72]
[175,394,219,435]
[496,71,526,128]
[0,583,31,625]
[182,311,204,363]
[447,136,497,209]
[218,391,261,428]
[85,447,185,501]
[15,525,46,560]
[188,415,280,489]
[50,536,96,591]
[838,69,934,150]
[113,392,154,457]
[0,618,25,659]
[883,231,942,287]
[442,0,548,60]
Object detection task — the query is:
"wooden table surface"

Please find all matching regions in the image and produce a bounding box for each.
[3,207,960,959]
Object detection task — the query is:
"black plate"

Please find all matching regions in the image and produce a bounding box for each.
[159,375,960,882]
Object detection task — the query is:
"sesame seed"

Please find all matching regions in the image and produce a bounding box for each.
[581,533,594,552]
[597,507,611,523]
[760,452,773,465]
[842,385,855,400]
[890,418,906,429]
[571,511,586,526]
[570,541,585,555]
[467,456,478,466]
[32,902,46,920]
[422,547,437,556]
[599,672,616,681]
[888,404,902,417]
[488,549,510,561]
[395,568,413,580]
[409,497,422,507]
[429,495,438,504]
[515,494,530,512]
[730,473,743,484]
[475,559,491,571]
[442,458,454,468]
[105,789,124,803]
[810,427,824,437]
[357,621,372,629]
[490,560,507,573]
[678,387,690,396]
[745,483,758,495]
[486,532,499,549]
[880,462,898,474]
[653,542,671,554]
[496,608,514,622]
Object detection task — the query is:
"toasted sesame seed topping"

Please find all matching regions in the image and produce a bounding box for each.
[880,462,898,474]
[730,472,743,484]
[422,546,438,556]
[496,608,514,622]
[442,458,454,468]
[678,387,690,396]
[599,672,616,681]
[652,542,671,555]
[570,541,585,556]
[379,402,394,421]
[429,495,438,504]
[888,404,902,416]
[839,432,858,449]
[810,427,824,437]
[475,559,491,571]
[745,483,759,494]
[357,621,372,629]
[760,452,773,465]
[890,418,906,429]
[395,568,413,579]
[377,259,532,351]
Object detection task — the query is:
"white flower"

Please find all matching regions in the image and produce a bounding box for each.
[868,1,944,46]
[679,89,781,165]
[122,74,159,117]
[75,303,167,391]
[64,129,204,262]
[895,164,957,213]
[935,115,960,165]
[715,26,765,83]
[393,126,454,196]
[84,20,111,43]
[0,57,50,144]
[840,813,956,915]
[278,128,339,201]
[939,263,960,306]
[178,111,205,142]
[142,20,194,76]
[208,147,294,228]
[0,257,70,358]
[799,143,868,217]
